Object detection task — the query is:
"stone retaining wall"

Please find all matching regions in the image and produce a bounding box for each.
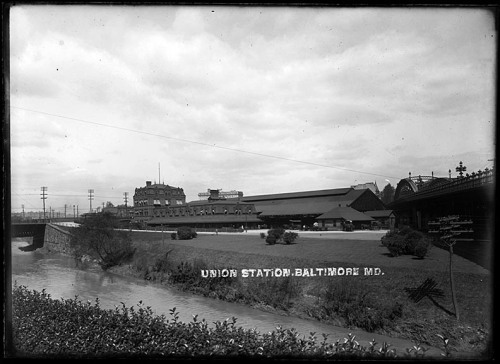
[43,224,74,255]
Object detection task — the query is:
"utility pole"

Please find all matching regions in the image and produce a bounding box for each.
[77,205,79,217]
[22,204,25,220]
[124,192,129,217]
[64,204,67,218]
[41,187,48,222]
[73,205,76,218]
[88,189,94,213]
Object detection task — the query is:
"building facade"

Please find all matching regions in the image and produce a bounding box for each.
[129,182,390,231]
[133,181,186,222]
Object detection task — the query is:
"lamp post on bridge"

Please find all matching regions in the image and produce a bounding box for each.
[455,161,467,178]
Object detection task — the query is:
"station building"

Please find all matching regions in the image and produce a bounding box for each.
[241,187,387,230]
[130,181,391,230]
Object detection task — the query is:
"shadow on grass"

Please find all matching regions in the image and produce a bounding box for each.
[428,296,456,317]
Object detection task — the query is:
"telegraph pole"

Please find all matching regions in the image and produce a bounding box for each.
[88,189,94,213]
[73,205,76,218]
[41,187,47,222]
[124,192,129,217]
[22,205,25,220]
[64,204,67,218]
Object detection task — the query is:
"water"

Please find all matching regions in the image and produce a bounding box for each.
[10,238,441,355]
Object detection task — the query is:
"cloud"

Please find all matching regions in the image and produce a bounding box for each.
[8,6,495,212]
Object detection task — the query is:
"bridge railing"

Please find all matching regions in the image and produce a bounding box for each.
[394,167,494,203]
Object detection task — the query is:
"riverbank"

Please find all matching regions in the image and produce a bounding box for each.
[103,231,491,359]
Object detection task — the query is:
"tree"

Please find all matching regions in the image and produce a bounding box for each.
[380,183,395,205]
[70,212,135,270]
[105,201,115,208]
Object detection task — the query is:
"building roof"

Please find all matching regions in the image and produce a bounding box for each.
[316,207,374,221]
[241,188,353,202]
[364,210,394,218]
[250,188,368,216]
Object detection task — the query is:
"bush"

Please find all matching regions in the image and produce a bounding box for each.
[265,235,277,245]
[177,226,197,240]
[265,229,298,245]
[268,228,285,238]
[170,232,177,240]
[260,232,266,239]
[381,228,431,258]
[283,231,299,244]
[414,238,432,259]
[12,285,405,358]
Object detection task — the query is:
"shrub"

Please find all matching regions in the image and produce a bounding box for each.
[12,285,406,358]
[265,235,277,245]
[265,229,298,245]
[177,226,197,240]
[283,231,299,244]
[381,228,431,258]
[414,238,432,259]
[267,228,285,240]
[260,232,266,239]
[170,232,177,240]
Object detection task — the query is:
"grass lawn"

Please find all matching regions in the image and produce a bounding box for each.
[119,230,492,356]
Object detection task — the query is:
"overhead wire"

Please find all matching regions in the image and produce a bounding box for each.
[11,106,399,180]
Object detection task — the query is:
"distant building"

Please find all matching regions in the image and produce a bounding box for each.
[198,189,243,200]
[101,205,134,219]
[351,181,380,197]
[130,181,390,231]
[241,187,387,229]
[133,181,186,222]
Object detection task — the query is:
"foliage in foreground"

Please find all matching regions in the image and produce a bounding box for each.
[12,285,426,359]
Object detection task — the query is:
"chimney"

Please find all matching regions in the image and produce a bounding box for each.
[146,181,152,186]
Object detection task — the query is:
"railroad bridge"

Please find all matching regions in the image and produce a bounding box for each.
[11,223,47,250]
[389,165,494,242]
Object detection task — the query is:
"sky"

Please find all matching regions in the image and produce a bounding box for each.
[8,5,496,215]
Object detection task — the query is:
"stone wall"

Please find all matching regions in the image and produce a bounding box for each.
[43,224,74,255]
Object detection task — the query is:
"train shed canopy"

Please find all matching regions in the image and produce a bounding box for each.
[316,207,374,222]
